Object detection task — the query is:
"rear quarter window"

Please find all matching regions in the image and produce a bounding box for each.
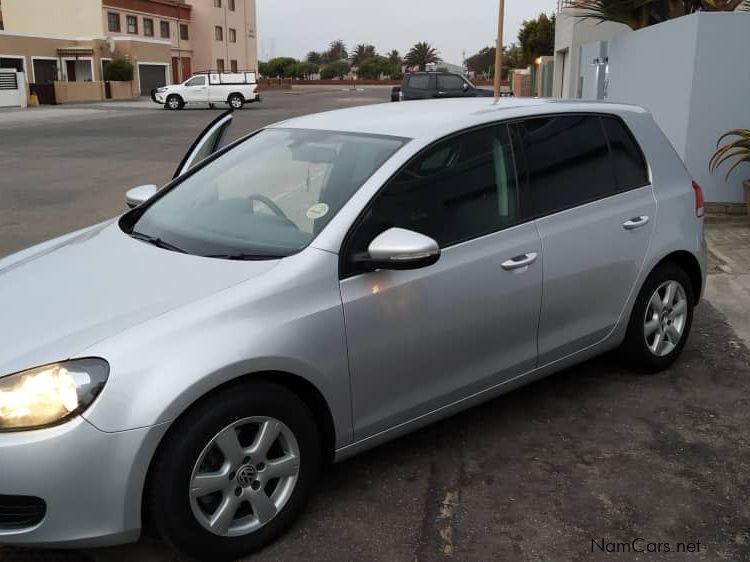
[602,117,649,189]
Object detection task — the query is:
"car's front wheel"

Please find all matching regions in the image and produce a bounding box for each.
[165,95,184,110]
[621,263,695,373]
[148,382,321,561]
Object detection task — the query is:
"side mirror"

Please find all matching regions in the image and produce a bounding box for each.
[462,82,470,92]
[125,184,158,208]
[354,228,440,271]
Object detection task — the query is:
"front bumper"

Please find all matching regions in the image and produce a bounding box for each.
[0,417,169,548]
[152,90,166,104]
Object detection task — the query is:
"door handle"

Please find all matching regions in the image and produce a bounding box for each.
[501,253,538,271]
[623,216,649,230]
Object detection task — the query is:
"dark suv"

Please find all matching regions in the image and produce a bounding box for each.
[392,71,495,101]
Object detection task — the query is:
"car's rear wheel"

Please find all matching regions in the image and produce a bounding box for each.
[148,382,321,561]
[621,263,694,373]
[228,93,245,110]
[165,95,184,110]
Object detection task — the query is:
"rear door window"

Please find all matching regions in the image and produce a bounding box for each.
[602,117,649,189]
[512,115,618,217]
[407,74,431,90]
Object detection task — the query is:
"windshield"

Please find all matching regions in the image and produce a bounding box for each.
[129,128,406,258]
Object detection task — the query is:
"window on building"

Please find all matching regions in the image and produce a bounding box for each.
[228,0,236,10]
[214,0,221,7]
[217,59,225,72]
[229,28,236,43]
[107,12,121,32]
[180,24,189,40]
[230,59,238,72]
[215,26,223,41]
[160,21,170,38]
[143,18,154,37]
[127,15,138,34]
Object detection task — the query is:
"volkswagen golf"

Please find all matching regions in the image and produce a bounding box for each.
[0,98,705,560]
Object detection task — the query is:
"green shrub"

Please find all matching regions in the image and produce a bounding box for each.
[104,58,134,81]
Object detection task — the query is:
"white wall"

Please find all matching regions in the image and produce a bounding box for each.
[0,70,27,108]
[553,9,630,99]
[684,13,750,203]
[577,12,750,203]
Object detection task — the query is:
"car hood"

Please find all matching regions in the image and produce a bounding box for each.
[0,221,278,377]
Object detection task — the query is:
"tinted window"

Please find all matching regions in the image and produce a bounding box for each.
[407,75,431,90]
[437,75,466,91]
[185,76,205,86]
[513,115,616,217]
[602,117,649,189]
[345,125,519,274]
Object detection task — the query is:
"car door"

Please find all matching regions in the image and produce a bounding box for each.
[436,74,471,98]
[174,111,233,178]
[339,124,543,440]
[511,114,655,365]
[182,75,209,103]
[404,73,435,100]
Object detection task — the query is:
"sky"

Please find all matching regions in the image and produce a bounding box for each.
[256,0,558,65]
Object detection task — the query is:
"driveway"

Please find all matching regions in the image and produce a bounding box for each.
[1,89,749,561]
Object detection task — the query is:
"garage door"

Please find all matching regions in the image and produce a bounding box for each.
[138,64,167,96]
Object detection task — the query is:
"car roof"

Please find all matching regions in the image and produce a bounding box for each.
[270,98,649,142]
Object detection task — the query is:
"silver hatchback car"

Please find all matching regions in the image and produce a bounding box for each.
[0,99,705,560]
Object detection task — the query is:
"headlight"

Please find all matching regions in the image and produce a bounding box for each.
[0,358,109,431]
[156,87,168,93]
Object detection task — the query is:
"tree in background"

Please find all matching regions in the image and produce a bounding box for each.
[465,43,526,79]
[568,0,746,30]
[517,13,555,65]
[404,42,440,71]
[350,44,377,67]
[258,61,269,77]
[357,56,390,79]
[324,40,348,63]
[265,57,298,78]
[387,50,403,80]
[104,58,134,81]
[320,60,350,79]
[306,51,323,64]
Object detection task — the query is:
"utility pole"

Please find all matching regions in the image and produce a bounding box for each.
[493,0,505,96]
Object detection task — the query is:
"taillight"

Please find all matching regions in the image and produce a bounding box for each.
[253,85,258,93]
[692,181,704,218]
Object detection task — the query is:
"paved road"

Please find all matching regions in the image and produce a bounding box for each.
[2,90,750,561]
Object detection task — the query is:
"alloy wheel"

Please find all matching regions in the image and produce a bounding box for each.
[643,280,688,357]
[189,416,300,537]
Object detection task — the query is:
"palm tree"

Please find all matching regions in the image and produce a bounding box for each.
[327,40,348,62]
[387,49,403,79]
[404,42,440,71]
[306,51,323,64]
[568,0,745,30]
[350,44,376,67]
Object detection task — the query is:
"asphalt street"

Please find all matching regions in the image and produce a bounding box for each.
[1,89,749,561]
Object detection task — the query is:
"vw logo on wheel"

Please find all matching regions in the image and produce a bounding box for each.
[236,465,257,488]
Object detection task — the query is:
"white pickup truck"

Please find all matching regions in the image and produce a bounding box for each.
[151,71,260,110]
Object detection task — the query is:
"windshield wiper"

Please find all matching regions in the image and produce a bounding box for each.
[130,231,188,254]
[203,253,286,261]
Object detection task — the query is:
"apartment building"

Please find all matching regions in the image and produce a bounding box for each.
[0,0,257,102]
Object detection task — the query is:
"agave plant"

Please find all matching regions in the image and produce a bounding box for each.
[710,129,750,181]
[568,0,746,30]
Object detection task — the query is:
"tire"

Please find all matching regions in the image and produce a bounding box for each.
[166,95,184,110]
[620,263,695,373]
[228,93,245,110]
[148,382,321,561]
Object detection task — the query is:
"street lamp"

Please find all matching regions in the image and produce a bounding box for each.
[493,0,505,97]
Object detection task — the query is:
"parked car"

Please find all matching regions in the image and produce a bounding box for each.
[0,99,705,561]
[152,71,260,110]
[392,71,494,101]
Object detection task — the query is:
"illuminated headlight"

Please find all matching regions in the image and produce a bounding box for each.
[0,358,109,431]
